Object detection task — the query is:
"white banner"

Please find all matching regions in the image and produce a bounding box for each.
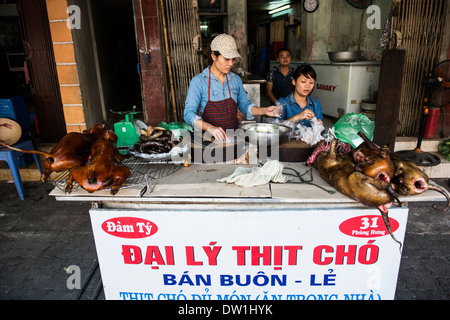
[89,207,408,300]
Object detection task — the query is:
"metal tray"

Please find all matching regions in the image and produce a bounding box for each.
[49,156,183,195]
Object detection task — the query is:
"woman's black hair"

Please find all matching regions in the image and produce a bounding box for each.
[293,64,317,81]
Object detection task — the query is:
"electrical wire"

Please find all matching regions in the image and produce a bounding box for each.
[283,167,336,195]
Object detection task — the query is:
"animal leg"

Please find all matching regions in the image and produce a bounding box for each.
[383,184,401,207]
[358,132,379,151]
[41,169,52,182]
[65,171,75,194]
[379,209,402,253]
[359,175,400,205]
[109,167,130,195]
[113,148,129,163]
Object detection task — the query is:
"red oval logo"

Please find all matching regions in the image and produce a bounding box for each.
[101,217,158,239]
[339,215,399,238]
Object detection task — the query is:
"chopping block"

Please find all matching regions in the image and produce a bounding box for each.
[279,139,314,163]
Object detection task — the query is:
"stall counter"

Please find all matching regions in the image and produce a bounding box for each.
[50,162,445,300]
[50,162,443,206]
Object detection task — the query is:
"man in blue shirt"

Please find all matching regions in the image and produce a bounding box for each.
[276,64,323,127]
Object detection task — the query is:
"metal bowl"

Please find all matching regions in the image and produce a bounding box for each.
[239,123,292,146]
[328,51,362,62]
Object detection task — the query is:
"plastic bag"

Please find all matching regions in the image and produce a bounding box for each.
[266,117,324,146]
[264,117,295,132]
[332,113,375,148]
[158,121,193,139]
[290,117,325,146]
[274,101,284,118]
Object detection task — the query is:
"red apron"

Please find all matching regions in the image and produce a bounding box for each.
[201,70,240,130]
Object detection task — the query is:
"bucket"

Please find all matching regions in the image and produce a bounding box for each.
[361,102,376,121]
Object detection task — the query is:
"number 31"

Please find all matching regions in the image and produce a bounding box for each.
[360,217,379,230]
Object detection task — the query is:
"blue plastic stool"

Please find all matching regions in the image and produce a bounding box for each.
[0,140,43,200]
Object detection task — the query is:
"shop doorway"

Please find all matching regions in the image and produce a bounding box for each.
[69,0,142,128]
[1,0,67,142]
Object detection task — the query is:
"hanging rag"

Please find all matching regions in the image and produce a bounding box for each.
[380,5,393,49]
[217,160,289,187]
[296,25,301,40]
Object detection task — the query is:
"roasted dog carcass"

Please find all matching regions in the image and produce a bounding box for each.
[356,132,449,210]
[309,139,402,248]
[0,124,111,182]
[65,132,130,195]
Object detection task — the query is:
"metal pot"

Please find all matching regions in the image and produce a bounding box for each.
[239,123,292,146]
[328,50,362,62]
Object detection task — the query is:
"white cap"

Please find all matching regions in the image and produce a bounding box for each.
[210,34,241,59]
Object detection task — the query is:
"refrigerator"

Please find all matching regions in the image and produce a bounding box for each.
[274,61,381,118]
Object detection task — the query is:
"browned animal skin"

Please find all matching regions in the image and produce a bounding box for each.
[313,139,402,249]
[390,152,429,195]
[353,147,395,184]
[352,132,395,183]
[355,132,449,210]
[0,123,110,182]
[389,152,449,211]
[65,138,130,195]
[315,140,397,209]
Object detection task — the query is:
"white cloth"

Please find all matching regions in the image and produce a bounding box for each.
[217,160,289,187]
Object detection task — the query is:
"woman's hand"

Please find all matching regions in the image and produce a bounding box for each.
[237,111,245,122]
[206,126,227,141]
[264,106,280,118]
[194,119,227,141]
[298,109,316,121]
[251,106,280,117]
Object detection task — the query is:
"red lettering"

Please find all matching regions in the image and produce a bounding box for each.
[233,245,302,266]
[335,245,357,265]
[313,245,333,265]
[358,241,379,265]
[251,246,271,266]
[185,246,203,266]
[202,243,222,266]
[274,246,283,266]
[313,243,379,266]
[316,84,337,92]
[121,245,142,264]
[232,246,250,266]
[165,246,175,265]
[284,246,303,265]
[144,246,166,266]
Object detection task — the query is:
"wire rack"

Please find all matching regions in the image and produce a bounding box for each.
[50,156,183,196]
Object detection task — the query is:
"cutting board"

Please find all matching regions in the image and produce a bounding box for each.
[279,139,314,162]
[147,164,271,198]
[189,131,247,164]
